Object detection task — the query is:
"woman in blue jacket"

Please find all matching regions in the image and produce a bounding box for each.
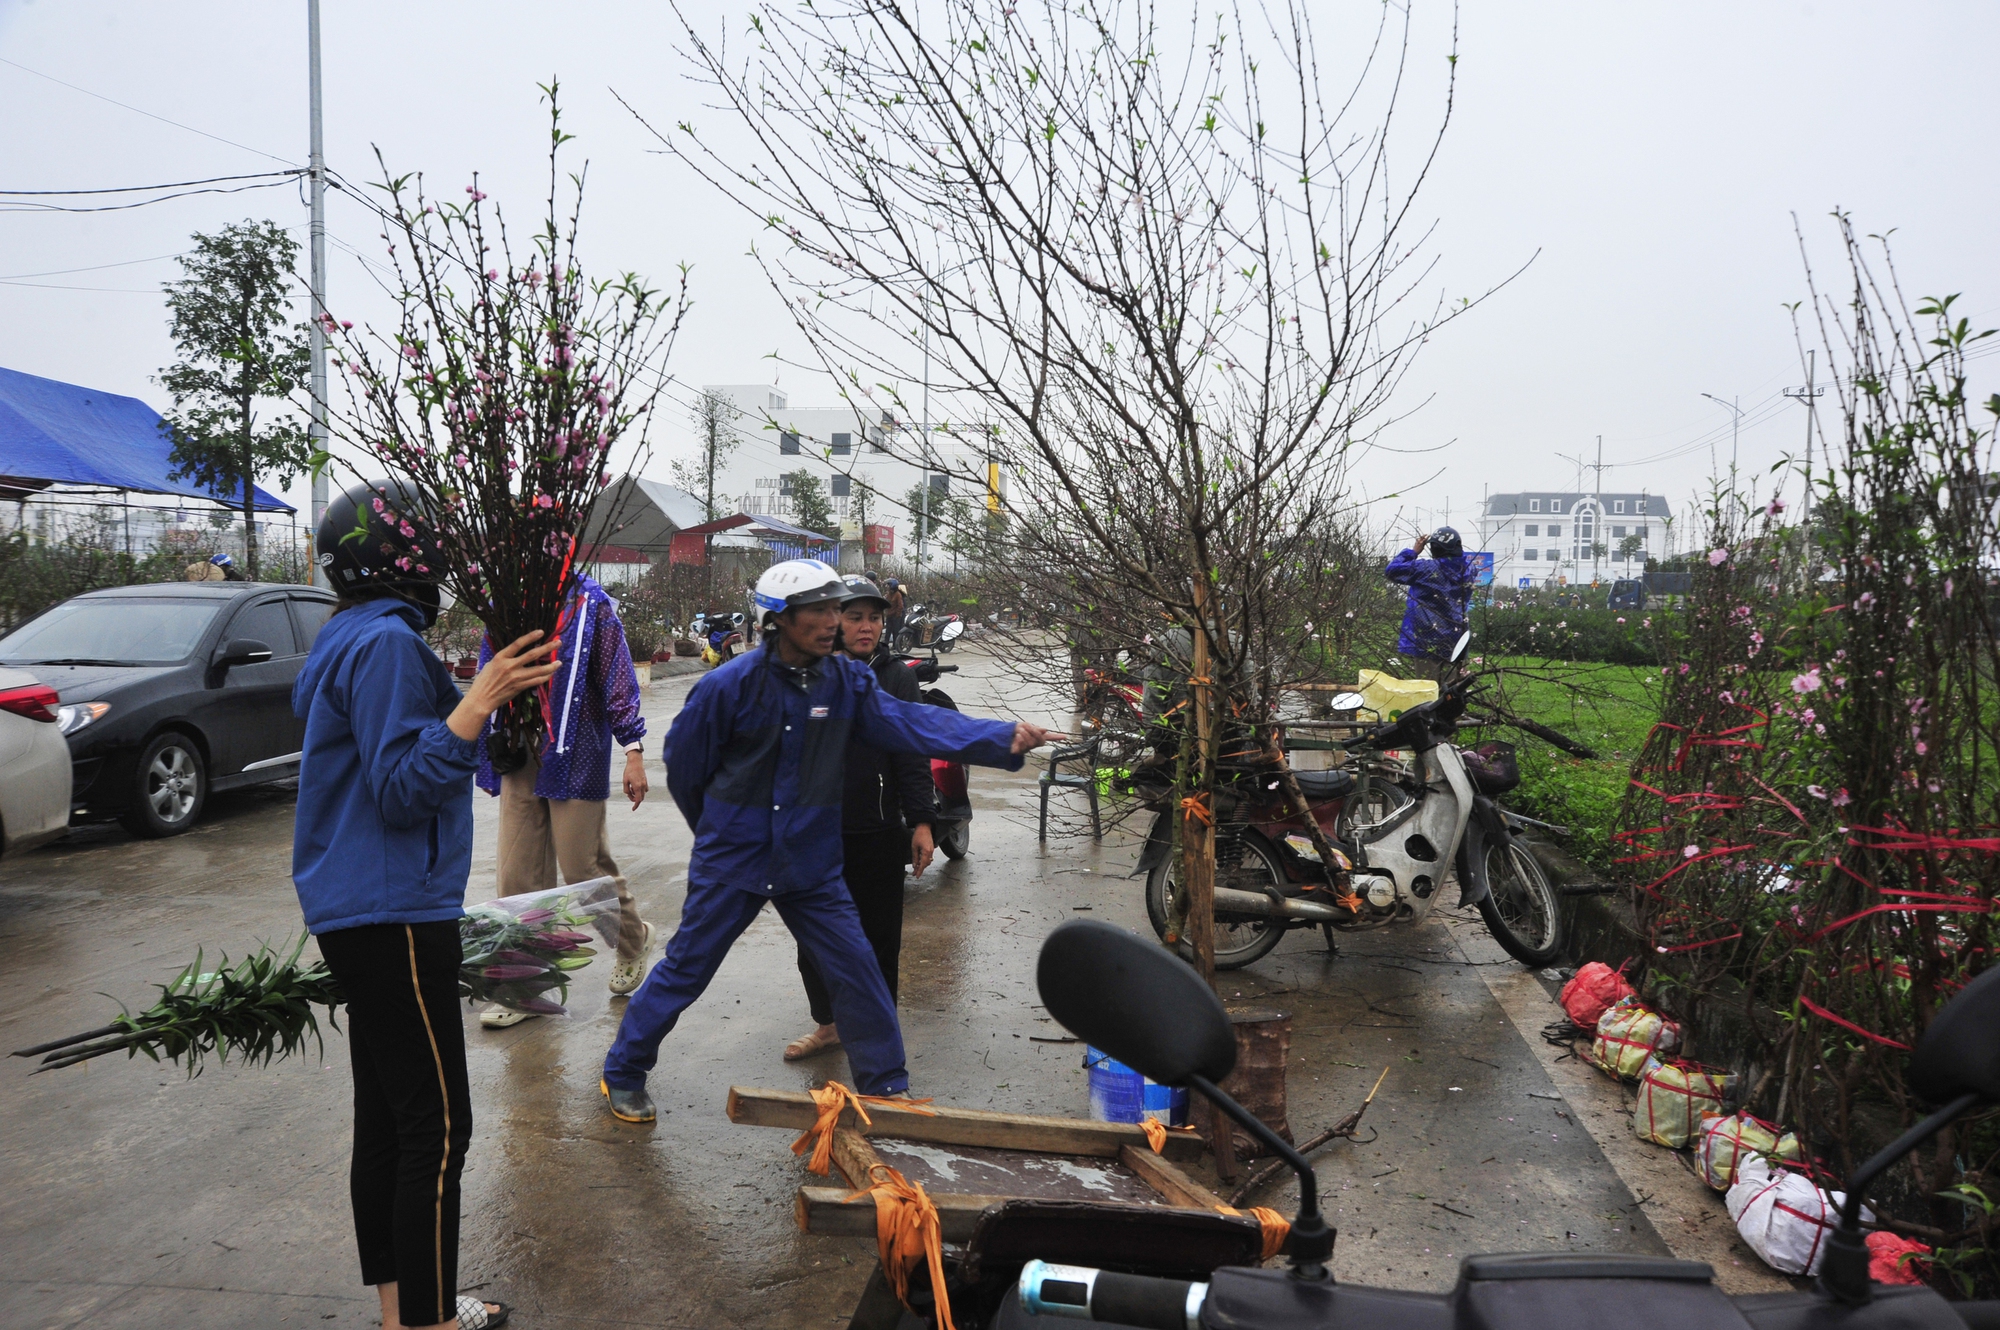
[293,481,557,1330]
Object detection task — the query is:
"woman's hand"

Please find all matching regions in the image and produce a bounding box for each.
[909,823,936,878]
[1413,533,1430,555]
[448,631,560,741]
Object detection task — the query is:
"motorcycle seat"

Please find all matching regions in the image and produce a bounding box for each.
[1292,767,1357,801]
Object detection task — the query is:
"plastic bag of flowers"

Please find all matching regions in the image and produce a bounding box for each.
[1634,1057,1734,1148]
[1590,997,1681,1080]
[459,877,621,1016]
[1726,1154,1871,1276]
[1697,1111,1801,1190]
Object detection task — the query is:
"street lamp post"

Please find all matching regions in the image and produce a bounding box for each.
[1700,393,1745,503]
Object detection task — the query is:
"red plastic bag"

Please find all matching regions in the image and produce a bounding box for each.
[1561,961,1635,1029]
[1866,1232,1932,1286]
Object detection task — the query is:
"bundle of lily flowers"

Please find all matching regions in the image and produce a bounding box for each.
[11,878,620,1076]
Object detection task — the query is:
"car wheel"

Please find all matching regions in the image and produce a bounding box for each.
[123,732,206,838]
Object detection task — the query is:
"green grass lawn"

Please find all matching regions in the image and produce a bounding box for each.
[1466,656,1662,869]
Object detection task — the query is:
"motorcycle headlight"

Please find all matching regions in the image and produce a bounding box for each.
[56,702,110,736]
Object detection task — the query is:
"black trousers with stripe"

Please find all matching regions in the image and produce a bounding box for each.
[319,921,472,1328]
[797,831,909,1028]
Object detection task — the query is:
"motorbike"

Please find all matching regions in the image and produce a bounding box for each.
[690,610,746,664]
[899,618,972,859]
[900,602,963,653]
[1132,631,1568,970]
[956,918,2000,1330]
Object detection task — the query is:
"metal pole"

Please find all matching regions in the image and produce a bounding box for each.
[307,0,330,585]
[919,315,930,570]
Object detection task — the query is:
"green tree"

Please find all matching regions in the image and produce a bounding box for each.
[902,480,967,560]
[158,220,311,579]
[673,390,740,520]
[787,468,837,538]
[1616,532,1645,563]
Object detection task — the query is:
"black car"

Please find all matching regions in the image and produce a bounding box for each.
[0,582,336,837]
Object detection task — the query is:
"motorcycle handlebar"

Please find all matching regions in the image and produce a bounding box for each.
[1018,1260,1203,1330]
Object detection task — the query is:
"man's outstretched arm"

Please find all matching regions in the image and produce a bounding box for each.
[855,683,1062,769]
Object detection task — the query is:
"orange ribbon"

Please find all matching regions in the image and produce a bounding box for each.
[1220,1205,1293,1261]
[1140,1119,1200,1154]
[1181,796,1214,827]
[790,1081,937,1176]
[846,1164,957,1330]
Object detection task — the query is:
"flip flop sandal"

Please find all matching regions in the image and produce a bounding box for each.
[455,1294,512,1329]
[783,1027,842,1061]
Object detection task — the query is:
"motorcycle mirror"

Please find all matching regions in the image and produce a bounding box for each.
[1329,691,1367,712]
[939,619,964,642]
[1036,920,1236,1087]
[1449,630,1473,663]
[1909,964,2000,1103]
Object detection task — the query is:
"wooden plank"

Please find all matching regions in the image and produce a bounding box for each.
[1119,1144,1230,1212]
[726,1086,1207,1163]
[829,1128,886,1192]
[797,1186,1012,1242]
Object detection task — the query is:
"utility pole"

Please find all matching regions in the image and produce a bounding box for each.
[1784,350,1825,580]
[306,0,329,585]
[1701,393,1746,521]
[1593,435,1604,583]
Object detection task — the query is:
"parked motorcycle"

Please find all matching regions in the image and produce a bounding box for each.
[690,610,745,664]
[1133,632,1567,970]
[899,602,963,653]
[976,919,2000,1330]
[899,619,971,859]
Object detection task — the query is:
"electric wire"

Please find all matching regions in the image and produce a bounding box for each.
[0,55,298,168]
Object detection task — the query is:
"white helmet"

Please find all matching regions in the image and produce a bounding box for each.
[753,558,845,625]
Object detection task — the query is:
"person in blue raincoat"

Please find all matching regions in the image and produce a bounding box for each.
[1384,526,1475,671]
[599,559,1061,1123]
[294,479,557,1330]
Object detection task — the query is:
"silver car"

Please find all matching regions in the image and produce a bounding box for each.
[0,666,73,855]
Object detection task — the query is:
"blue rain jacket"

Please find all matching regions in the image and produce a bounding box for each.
[291,597,479,934]
[1384,548,1475,657]
[666,640,1022,897]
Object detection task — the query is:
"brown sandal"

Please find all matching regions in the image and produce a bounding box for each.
[783,1026,842,1061]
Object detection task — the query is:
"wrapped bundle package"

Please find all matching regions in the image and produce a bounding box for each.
[1591,998,1681,1080]
[1726,1155,1871,1276]
[1561,961,1635,1029]
[1698,1112,1802,1190]
[1634,1059,1733,1148]
[1866,1232,1932,1286]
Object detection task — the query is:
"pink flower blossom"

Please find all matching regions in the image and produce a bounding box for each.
[1916,741,1929,756]
[467,561,481,575]
[1679,663,1691,675]
[1683,844,1700,858]
[400,344,421,361]
[532,493,553,509]
[1616,617,1626,624]
[399,522,416,538]
[485,269,499,280]
[1708,548,1729,566]
[465,185,487,201]
[1765,496,1786,517]
[1831,788,1851,807]
[452,454,469,468]
[1807,784,1828,800]
[340,320,353,330]
[1857,591,1876,609]
[1791,670,1822,694]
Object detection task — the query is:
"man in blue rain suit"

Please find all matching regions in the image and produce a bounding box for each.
[601,559,1060,1122]
[1384,525,1476,674]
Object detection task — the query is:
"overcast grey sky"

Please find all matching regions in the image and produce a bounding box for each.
[3,1,1995,546]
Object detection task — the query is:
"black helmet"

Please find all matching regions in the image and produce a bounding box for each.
[1430,526,1464,559]
[839,574,890,611]
[316,478,444,624]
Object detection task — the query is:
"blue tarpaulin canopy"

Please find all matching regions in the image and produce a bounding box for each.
[0,366,294,513]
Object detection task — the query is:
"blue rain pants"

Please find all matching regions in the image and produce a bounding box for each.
[602,875,906,1095]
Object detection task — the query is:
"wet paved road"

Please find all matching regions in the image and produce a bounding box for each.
[1,639,1774,1330]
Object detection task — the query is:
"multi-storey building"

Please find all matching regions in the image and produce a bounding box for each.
[1479,490,1675,589]
[696,384,996,564]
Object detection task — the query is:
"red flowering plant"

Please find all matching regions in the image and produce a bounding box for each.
[1616,217,1998,1287]
[314,86,687,768]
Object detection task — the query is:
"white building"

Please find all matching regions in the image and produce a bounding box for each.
[694,384,997,567]
[1479,489,1675,589]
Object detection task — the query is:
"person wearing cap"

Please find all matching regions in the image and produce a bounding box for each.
[599,558,1061,1123]
[471,572,655,1031]
[1384,526,1475,674]
[781,575,937,1062]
